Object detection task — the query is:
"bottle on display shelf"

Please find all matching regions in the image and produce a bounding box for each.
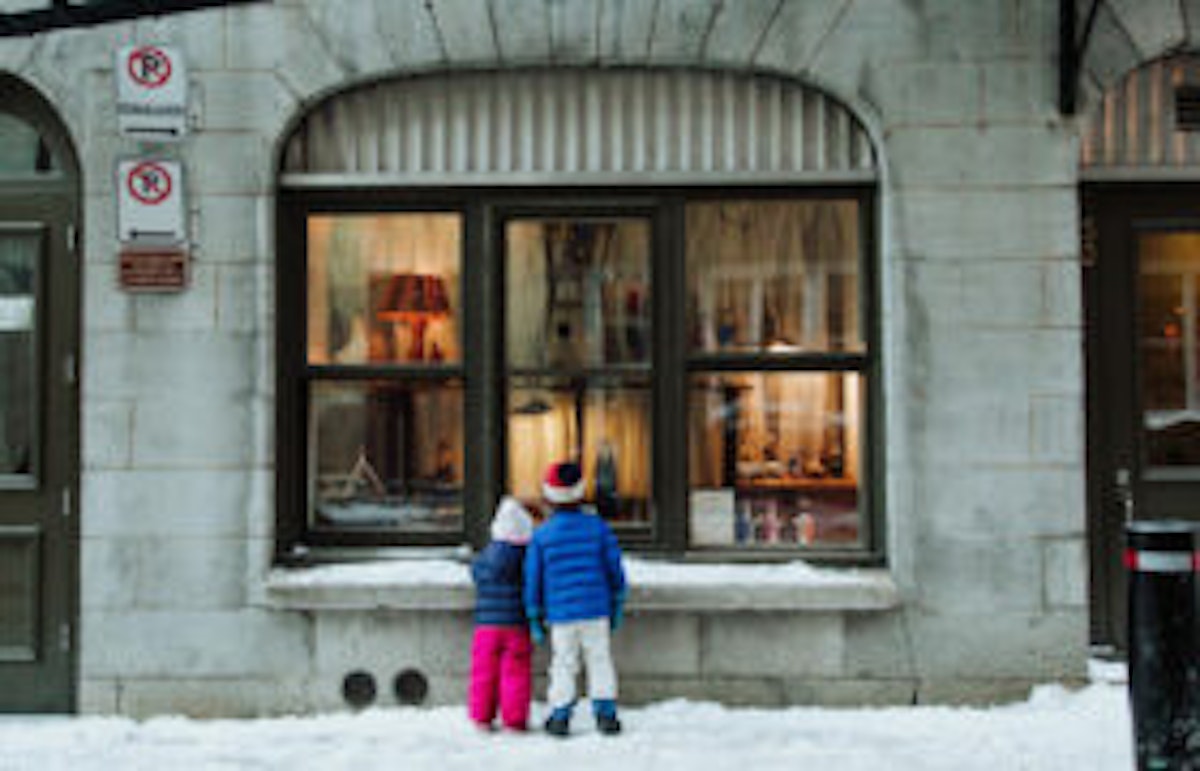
[798,512,816,546]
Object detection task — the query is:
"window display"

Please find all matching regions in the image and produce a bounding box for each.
[508,377,651,526]
[282,193,873,555]
[686,200,861,356]
[688,372,861,547]
[310,380,463,532]
[505,218,652,529]
[305,212,464,536]
[685,199,867,550]
[307,213,461,367]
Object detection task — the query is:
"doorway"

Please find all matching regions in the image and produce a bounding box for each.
[1086,186,1200,650]
[0,79,80,712]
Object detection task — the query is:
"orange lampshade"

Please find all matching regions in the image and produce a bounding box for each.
[376,273,450,322]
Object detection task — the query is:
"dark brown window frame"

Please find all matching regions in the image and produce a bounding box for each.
[276,186,882,565]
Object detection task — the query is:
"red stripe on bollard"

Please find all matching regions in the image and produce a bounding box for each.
[1125,549,1194,573]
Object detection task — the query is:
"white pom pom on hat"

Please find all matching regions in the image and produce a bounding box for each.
[491,496,533,544]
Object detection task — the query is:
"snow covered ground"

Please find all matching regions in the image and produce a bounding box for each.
[0,663,1133,771]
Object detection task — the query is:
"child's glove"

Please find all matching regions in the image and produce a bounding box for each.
[528,614,546,646]
[610,593,626,632]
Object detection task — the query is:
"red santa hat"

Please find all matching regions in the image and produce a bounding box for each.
[542,460,586,505]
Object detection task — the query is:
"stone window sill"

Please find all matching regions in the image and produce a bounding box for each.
[263,556,900,613]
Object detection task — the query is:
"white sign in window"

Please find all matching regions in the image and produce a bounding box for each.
[0,296,34,332]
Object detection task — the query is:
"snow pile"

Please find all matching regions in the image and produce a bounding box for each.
[623,556,869,586]
[273,558,473,587]
[271,555,866,589]
[0,682,1132,771]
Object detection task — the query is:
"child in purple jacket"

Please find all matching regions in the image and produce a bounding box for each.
[468,496,534,731]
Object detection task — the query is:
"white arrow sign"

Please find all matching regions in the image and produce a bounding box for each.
[116,44,188,139]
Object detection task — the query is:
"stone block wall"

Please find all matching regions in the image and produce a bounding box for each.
[1,0,1169,715]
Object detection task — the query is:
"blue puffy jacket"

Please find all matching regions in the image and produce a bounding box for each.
[471,541,527,626]
[524,508,626,624]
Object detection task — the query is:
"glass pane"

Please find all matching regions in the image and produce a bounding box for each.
[1139,232,1200,466]
[307,213,462,366]
[686,200,862,355]
[0,113,53,174]
[508,375,651,527]
[0,231,38,479]
[0,533,37,661]
[506,218,651,370]
[688,371,863,549]
[310,380,464,533]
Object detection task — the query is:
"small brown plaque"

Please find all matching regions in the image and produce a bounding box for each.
[118,246,189,292]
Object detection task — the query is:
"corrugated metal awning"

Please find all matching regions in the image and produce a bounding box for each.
[1081,55,1200,180]
[280,69,876,187]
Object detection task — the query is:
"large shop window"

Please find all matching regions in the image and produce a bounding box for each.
[505,217,654,531]
[279,192,876,559]
[685,200,866,550]
[303,213,465,538]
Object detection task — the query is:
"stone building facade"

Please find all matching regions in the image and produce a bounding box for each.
[0,0,1190,717]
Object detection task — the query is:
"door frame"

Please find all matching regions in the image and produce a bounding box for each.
[0,76,81,713]
[1084,183,1200,650]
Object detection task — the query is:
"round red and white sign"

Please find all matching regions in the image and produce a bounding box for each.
[126,45,173,90]
[126,161,173,206]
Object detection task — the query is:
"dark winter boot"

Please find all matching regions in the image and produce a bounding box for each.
[544,706,572,738]
[593,699,622,736]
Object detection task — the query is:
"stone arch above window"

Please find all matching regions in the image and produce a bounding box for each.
[280,69,876,185]
[1080,55,1200,177]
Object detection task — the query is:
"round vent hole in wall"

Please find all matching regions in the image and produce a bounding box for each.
[394,669,429,705]
[342,670,377,709]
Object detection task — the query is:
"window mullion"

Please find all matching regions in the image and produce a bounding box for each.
[465,199,496,548]
[656,198,688,552]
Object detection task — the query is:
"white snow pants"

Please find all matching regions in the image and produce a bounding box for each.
[547,617,617,710]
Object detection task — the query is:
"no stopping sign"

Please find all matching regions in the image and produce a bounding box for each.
[117,159,184,243]
[126,161,173,206]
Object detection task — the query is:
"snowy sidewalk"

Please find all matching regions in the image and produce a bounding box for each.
[0,678,1132,771]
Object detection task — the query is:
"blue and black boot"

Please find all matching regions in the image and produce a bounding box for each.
[593,699,621,736]
[544,705,572,738]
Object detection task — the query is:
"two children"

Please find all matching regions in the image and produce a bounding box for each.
[467,461,627,738]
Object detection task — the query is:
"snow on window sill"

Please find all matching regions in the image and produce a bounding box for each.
[264,556,900,613]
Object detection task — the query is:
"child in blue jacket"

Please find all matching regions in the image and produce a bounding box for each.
[524,461,627,737]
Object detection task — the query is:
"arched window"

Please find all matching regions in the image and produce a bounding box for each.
[0,112,57,175]
[276,69,880,560]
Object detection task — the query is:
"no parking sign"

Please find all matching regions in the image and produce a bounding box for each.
[117,159,184,243]
[116,44,187,138]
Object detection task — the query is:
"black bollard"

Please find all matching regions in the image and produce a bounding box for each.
[1125,521,1199,771]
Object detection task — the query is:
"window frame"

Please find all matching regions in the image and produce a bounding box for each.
[276,186,881,564]
[676,190,880,561]
[494,201,668,547]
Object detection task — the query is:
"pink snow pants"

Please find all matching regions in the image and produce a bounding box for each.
[468,625,532,730]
